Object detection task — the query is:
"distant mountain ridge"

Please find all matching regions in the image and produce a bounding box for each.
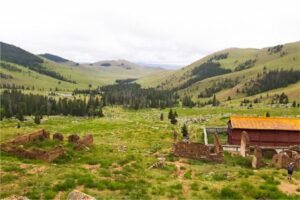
[151,41,300,102]
[39,53,69,63]
[0,42,165,90]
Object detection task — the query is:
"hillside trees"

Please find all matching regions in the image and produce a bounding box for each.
[174,62,231,90]
[100,83,177,109]
[244,69,300,96]
[0,90,104,120]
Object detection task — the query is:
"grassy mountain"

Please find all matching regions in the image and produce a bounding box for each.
[152,41,300,102]
[0,42,163,91]
[39,53,69,63]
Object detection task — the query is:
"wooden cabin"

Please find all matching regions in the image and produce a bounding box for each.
[227,116,300,146]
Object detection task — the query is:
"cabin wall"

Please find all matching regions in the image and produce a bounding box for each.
[228,129,300,146]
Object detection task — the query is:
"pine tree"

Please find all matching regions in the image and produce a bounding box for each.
[266,111,270,117]
[174,111,178,117]
[292,101,297,107]
[160,113,164,121]
[212,95,219,106]
[227,96,231,101]
[181,124,188,138]
[170,114,177,125]
[34,115,41,124]
[168,109,173,119]
[17,123,20,128]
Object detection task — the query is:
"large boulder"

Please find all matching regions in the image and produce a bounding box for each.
[67,190,96,200]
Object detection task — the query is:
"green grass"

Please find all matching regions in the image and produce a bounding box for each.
[0,106,299,199]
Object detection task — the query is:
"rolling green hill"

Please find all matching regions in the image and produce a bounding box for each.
[154,41,300,102]
[0,42,164,91]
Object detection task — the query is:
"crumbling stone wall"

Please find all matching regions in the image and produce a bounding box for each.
[272,150,300,169]
[174,142,209,158]
[10,129,49,145]
[53,133,64,141]
[74,135,93,150]
[173,140,223,163]
[68,134,80,144]
[0,129,64,162]
[0,144,64,162]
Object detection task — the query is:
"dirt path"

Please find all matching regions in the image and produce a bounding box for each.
[173,159,190,195]
[279,180,300,195]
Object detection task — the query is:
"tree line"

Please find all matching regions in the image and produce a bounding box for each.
[198,78,239,98]
[244,68,300,96]
[100,83,178,109]
[0,90,104,121]
[174,62,232,91]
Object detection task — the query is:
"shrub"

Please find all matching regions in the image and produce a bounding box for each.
[162,164,177,172]
[77,175,97,188]
[1,174,15,183]
[170,183,183,190]
[212,172,227,181]
[224,151,252,168]
[26,188,41,200]
[190,182,199,191]
[44,190,56,199]
[202,186,208,190]
[184,170,192,179]
[219,186,242,199]
[53,179,76,191]
[2,165,24,173]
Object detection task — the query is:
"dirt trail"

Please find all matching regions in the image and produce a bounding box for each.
[173,159,190,195]
[279,180,300,195]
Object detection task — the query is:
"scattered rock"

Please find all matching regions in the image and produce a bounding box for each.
[2,195,29,200]
[67,190,96,200]
[118,145,127,152]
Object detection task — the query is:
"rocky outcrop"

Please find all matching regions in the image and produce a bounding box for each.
[67,190,96,200]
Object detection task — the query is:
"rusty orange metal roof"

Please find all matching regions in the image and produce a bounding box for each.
[229,116,300,131]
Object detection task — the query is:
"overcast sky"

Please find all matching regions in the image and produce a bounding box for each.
[0,0,299,67]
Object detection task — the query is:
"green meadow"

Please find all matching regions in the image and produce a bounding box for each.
[1,107,299,199]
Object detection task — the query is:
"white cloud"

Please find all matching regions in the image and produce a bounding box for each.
[0,0,299,66]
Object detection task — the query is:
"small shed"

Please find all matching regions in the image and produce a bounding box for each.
[227,116,300,146]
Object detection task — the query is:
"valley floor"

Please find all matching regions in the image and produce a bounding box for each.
[0,107,299,199]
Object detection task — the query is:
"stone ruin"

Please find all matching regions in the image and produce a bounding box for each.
[240,131,250,157]
[173,132,224,163]
[68,134,80,144]
[252,145,266,169]
[0,129,65,162]
[272,147,300,169]
[0,129,94,162]
[53,132,64,141]
[74,134,93,150]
